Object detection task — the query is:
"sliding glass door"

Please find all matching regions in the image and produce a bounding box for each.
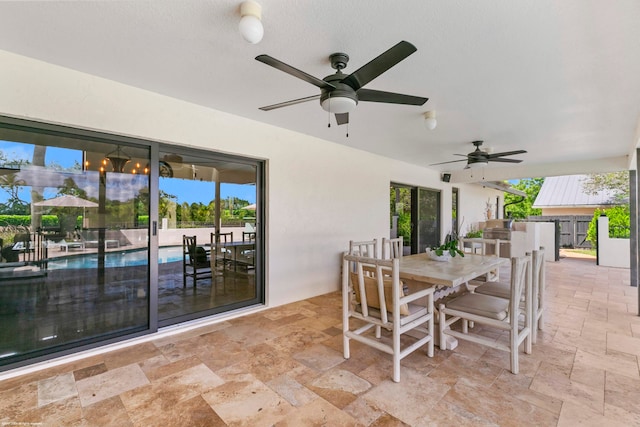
[0,125,151,366]
[390,183,440,254]
[416,188,441,252]
[0,117,264,370]
[157,148,261,326]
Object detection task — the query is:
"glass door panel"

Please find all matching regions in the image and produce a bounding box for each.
[416,188,441,253]
[390,184,412,255]
[0,129,150,367]
[157,150,259,326]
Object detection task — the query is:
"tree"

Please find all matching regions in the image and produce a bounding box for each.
[504,178,544,219]
[0,172,29,214]
[581,171,629,203]
[581,172,630,247]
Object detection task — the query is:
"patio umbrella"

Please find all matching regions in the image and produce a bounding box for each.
[34,195,99,231]
[243,203,256,211]
[34,195,98,208]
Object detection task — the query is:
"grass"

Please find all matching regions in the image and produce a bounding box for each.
[562,248,597,257]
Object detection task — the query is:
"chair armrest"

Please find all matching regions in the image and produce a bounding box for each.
[401,287,435,304]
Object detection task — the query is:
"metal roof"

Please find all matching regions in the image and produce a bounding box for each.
[533,175,619,208]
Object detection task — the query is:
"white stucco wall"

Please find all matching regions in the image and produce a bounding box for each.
[0,50,502,308]
[598,216,630,269]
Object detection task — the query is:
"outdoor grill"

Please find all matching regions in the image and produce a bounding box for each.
[482,224,513,258]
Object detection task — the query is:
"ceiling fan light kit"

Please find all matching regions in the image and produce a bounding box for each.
[320,96,357,114]
[423,110,437,130]
[239,0,263,44]
[467,160,488,169]
[255,41,428,127]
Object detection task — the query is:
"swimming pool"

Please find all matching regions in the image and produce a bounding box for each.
[47,246,183,270]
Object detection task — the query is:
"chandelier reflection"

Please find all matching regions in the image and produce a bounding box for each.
[104,146,131,173]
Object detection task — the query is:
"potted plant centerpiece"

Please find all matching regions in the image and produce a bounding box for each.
[426,235,464,262]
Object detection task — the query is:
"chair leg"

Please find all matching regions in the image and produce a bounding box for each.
[510,330,519,374]
[427,292,434,357]
[531,319,538,344]
[438,303,447,351]
[531,296,539,344]
[525,300,532,355]
[375,325,381,339]
[343,335,350,359]
[392,326,401,382]
[342,284,351,359]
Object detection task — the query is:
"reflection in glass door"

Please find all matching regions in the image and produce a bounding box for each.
[0,118,265,370]
[416,188,441,252]
[390,184,412,255]
[157,149,260,326]
[0,127,150,367]
[390,184,440,255]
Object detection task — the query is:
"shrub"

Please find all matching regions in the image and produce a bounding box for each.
[0,215,60,227]
[586,205,630,247]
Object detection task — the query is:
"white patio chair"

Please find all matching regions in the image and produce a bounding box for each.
[532,248,546,342]
[382,236,403,259]
[438,254,532,374]
[459,237,502,282]
[342,253,435,382]
[348,239,378,258]
[474,247,545,343]
[348,238,380,336]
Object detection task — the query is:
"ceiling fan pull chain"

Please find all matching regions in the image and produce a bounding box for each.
[327,94,331,128]
[346,122,349,138]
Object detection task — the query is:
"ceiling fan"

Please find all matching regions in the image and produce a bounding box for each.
[255,41,428,126]
[430,141,527,169]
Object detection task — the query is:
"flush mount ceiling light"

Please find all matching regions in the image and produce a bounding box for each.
[467,159,488,169]
[320,92,358,114]
[423,110,437,130]
[239,0,263,44]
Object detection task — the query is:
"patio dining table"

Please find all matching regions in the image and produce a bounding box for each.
[399,252,509,349]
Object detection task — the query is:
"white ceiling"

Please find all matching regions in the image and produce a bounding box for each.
[1,1,639,182]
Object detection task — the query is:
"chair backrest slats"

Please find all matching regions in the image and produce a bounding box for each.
[349,239,378,258]
[532,247,545,296]
[382,237,403,259]
[458,237,502,256]
[344,253,399,325]
[509,254,531,325]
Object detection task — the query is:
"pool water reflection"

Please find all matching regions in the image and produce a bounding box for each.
[47,246,182,270]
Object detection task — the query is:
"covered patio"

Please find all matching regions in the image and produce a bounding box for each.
[0,255,637,426]
[0,2,639,426]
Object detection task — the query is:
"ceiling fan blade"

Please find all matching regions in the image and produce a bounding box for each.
[335,113,349,126]
[357,89,427,105]
[256,55,336,90]
[259,94,320,111]
[487,157,523,163]
[487,150,527,159]
[341,41,417,91]
[429,159,468,166]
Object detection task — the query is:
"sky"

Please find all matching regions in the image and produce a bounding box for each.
[0,141,256,206]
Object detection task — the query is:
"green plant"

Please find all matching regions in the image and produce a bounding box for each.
[431,237,465,257]
[586,205,630,247]
[465,229,483,238]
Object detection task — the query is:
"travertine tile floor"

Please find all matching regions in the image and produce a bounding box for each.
[1,256,639,426]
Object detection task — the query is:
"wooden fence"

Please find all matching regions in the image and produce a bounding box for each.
[527,215,593,248]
